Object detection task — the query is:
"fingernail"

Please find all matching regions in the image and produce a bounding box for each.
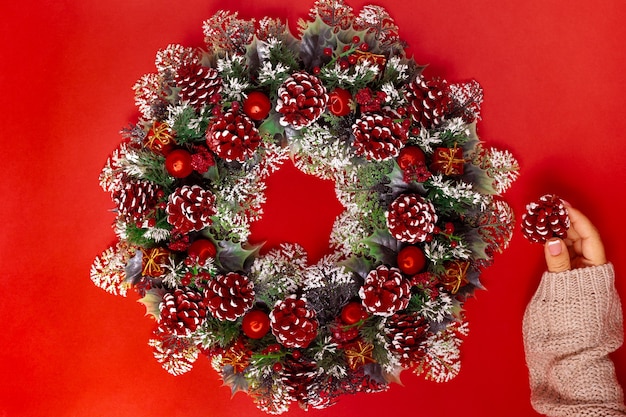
[547,239,562,256]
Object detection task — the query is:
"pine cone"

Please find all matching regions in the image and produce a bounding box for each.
[166,185,216,234]
[358,265,411,317]
[386,194,438,243]
[159,287,209,336]
[386,312,429,366]
[280,357,318,403]
[521,194,570,243]
[405,76,451,129]
[112,178,161,223]
[206,272,255,321]
[352,112,408,161]
[270,296,319,348]
[175,63,223,110]
[276,71,328,129]
[206,109,262,162]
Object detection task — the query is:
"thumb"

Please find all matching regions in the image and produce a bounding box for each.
[544,238,571,273]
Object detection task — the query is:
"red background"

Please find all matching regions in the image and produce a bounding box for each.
[2,0,625,416]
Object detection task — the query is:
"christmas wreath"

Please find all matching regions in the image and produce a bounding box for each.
[91,0,519,413]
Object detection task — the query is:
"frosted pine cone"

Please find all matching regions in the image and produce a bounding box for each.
[521,194,570,243]
[112,178,161,223]
[280,357,318,403]
[270,296,319,348]
[386,194,438,243]
[358,265,411,317]
[166,185,216,234]
[206,109,262,162]
[276,72,328,129]
[386,312,429,366]
[175,63,223,110]
[206,272,255,321]
[352,112,408,161]
[405,76,451,129]
[159,287,209,336]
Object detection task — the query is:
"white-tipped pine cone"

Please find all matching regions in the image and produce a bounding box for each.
[358,265,411,317]
[206,109,262,162]
[405,76,451,129]
[175,63,223,110]
[166,185,216,234]
[521,194,570,243]
[386,194,438,243]
[206,272,255,321]
[270,296,319,348]
[352,112,408,161]
[159,287,209,336]
[386,312,429,365]
[275,72,328,129]
[112,178,161,223]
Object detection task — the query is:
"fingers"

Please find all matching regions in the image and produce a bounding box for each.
[544,238,571,273]
[565,205,607,267]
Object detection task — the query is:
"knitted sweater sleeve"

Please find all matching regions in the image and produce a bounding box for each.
[523,263,626,416]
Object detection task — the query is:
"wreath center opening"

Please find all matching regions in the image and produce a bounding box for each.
[248,158,345,264]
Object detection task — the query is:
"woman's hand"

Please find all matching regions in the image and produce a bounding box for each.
[544,204,607,273]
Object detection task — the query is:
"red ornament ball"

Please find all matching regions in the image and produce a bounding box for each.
[242,309,271,339]
[397,245,426,275]
[397,146,426,170]
[340,301,368,325]
[328,87,352,116]
[243,91,271,121]
[187,239,217,263]
[165,149,193,178]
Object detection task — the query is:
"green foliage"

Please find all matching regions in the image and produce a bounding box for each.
[202,317,241,348]
[215,239,261,272]
[171,106,209,144]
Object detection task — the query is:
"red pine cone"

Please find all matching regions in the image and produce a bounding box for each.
[352,112,408,161]
[386,194,438,243]
[166,185,216,234]
[405,76,451,129]
[112,178,161,223]
[358,265,412,317]
[276,71,329,129]
[270,296,319,348]
[205,272,255,321]
[175,63,223,110]
[206,108,262,162]
[521,194,570,243]
[280,357,318,403]
[159,287,209,336]
[386,312,429,366]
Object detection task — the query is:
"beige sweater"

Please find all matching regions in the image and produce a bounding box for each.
[523,263,626,416]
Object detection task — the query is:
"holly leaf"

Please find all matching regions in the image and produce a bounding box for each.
[258,112,285,139]
[361,228,401,266]
[137,288,165,320]
[216,240,262,272]
[299,16,335,69]
[221,365,249,397]
[339,255,373,281]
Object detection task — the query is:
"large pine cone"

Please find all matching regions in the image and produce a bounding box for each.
[521,194,570,243]
[206,109,262,162]
[386,312,429,366]
[276,72,328,129]
[112,178,161,223]
[405,76,451,129]
[280,357,318,404]
[386,194,438,243]
[166,185,216,234]
[175,63,223,110]
[159,287,209,336]
[270,296,319,348]
[205,272,255,321]
[358,265,411,317]
[352,112,408,161]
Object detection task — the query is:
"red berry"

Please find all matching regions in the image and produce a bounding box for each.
[313,66,321,74]
[348,55,357,65]
[291,350,302,360]
[397,146,426,170]
[339,59,350,70]
[323,47,333,56]
[242,310,271,339]
[165,149,193,178]
[360,43,369,51]
[352,36,361,44]
[272,362,283,372]
[328,88,352,116]
[340,302,367,325]
[445,222,455,234]
[231,101,240,112]
[243,91,271,121]
[342,45,351,52]
[397,245,427,275]
[187,239,217,263]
